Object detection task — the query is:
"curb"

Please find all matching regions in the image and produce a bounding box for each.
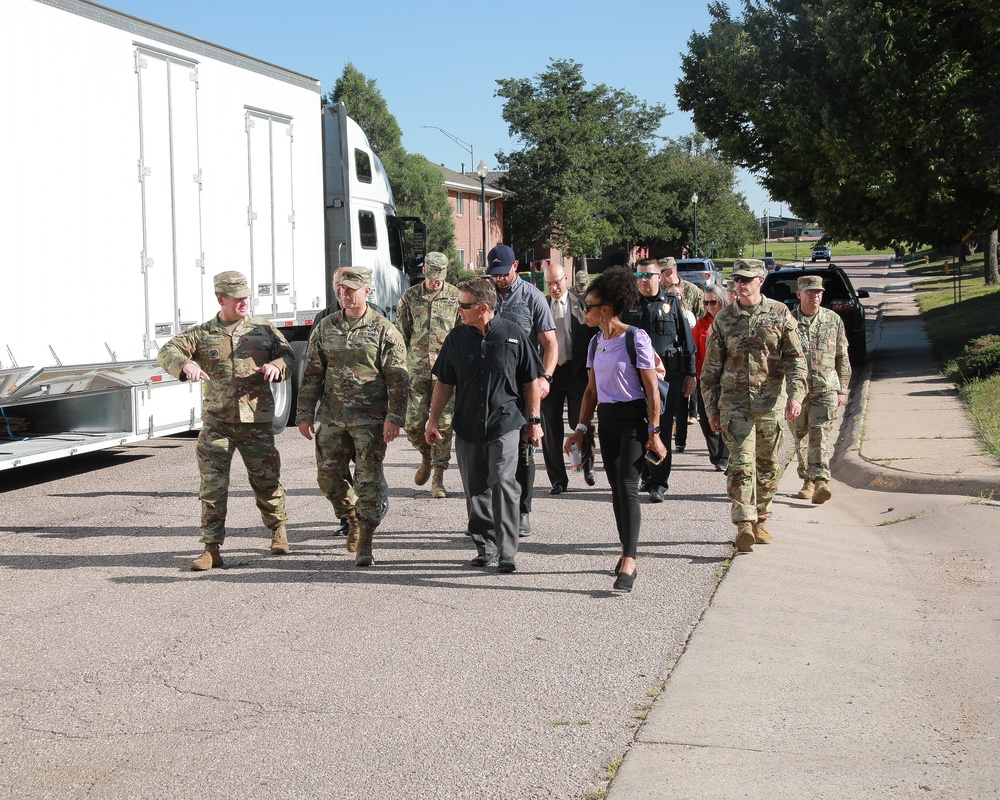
[832,303,1000,498]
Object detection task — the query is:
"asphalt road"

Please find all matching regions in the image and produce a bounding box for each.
[1,410,737,798]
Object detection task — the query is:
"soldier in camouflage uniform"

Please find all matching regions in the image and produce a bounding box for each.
[790,275,851,505]
[157,271,294,571]
[396,252,460,498]
[659,257,706,320]
[296,266,409,567]
[572,270,590,298]
[701,259,807,553]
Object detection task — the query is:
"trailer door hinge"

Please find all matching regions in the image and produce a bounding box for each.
[193,170,202,186]
[138,161,151,181]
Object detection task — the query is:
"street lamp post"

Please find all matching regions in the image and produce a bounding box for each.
[476,160,489,267]
[691,192,699,257]
[420,125,473,171]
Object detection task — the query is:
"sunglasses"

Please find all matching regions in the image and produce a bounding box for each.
[732,275,758,284]
[457,301,483,310]
[584,302,606,311]
[704,300,721,307]
[636,272,659,280]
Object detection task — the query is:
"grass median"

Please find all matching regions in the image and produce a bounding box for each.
[906,251,1000,460]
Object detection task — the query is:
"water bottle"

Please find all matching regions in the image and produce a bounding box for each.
[569,443,582,471]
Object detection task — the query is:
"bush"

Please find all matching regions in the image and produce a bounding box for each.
[947,334,1000,383]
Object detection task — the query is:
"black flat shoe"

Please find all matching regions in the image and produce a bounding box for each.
[613,557,623,575]
[613,567,636,593]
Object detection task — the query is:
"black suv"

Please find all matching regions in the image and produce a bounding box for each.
[761,265,870,366]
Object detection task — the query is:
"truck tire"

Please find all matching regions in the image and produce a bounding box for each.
[270,378,292,433]
[287,339,310,427]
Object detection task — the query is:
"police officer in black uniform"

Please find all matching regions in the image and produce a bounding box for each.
[622,258,697,502]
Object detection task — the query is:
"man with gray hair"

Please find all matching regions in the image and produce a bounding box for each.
[396,252,461,498]
[426,277,543,573]
[158,271,295,571]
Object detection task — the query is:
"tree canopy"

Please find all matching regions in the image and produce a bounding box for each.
[496,59,757,263]
[676,0,1000,252]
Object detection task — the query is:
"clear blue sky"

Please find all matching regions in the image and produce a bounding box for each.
[111,0,776,219]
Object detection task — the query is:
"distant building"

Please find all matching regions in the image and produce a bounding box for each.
[432,164,508,271]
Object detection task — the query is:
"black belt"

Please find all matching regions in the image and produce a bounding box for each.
[662,352,685,371]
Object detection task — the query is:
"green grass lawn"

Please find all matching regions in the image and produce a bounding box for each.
[715,241,892,275]
[906,252,1000,460]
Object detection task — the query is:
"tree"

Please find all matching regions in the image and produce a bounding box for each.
[329,63,401,157]
[330,64,455,262]
[676,0,1000,280]
[496,59,666,267]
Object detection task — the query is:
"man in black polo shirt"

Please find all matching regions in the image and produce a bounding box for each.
[622,258,697,502]
[426,277,543,573]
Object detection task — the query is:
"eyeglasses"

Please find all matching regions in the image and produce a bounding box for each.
[457,301,483,310]
[704,300,721,307]
[636,272,658,280]
[732,275,758,284]
[584,302,606,311]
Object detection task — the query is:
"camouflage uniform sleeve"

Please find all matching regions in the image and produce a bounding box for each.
[781,315,808,403]
[834,316,852,392]
[700,326,724,417]
[157,327,202,379]
[686,282,705,320]
[264,320,295,380]
[294,321,327,424]
[380,321,410,426]
[396,291,413,347]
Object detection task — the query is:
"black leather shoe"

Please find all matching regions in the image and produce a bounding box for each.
[518,514,532,537]
[470,553,499,567]
[648,487,665,503]
[335,519,349,536]
[584,470,597,486]
[675,445,685,453]
[613,567,636,592]
[716,460,729,472]
[498,560,517,573]
[549,485,566,495]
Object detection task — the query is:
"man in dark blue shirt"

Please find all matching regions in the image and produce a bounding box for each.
[427,278,543,573]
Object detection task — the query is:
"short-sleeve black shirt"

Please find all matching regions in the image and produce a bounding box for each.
[432,316,543,443]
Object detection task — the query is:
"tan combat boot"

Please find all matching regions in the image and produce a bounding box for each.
[796,479,814,500]
[414,451,432,486]
[190,543,223,571]
[812,479,832,505]
[270,524,290,555]
[355,525,375,567]
[430,466,447,499]
[752,519,774,544]
[345,511,361,554]
[735,522,755,553]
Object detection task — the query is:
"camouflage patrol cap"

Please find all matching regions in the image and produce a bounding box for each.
[338,266,372,289]
[424,252,449,280]
[214,271,252,298]
[658,257,678,272]
[797,275,825,291]
[732,258,766,278]
[574,270,589,290]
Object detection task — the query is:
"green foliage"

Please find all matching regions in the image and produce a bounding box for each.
[496,59,666,259]
[961,374,1000,460]
[329,63,401,156]
[676,0,1000,249]
[947,335,1000,384]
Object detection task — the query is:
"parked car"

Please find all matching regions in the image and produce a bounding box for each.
[761,256,779,271]
[811,245,831,262]
[675,258,722,289]
[761,265,870,366]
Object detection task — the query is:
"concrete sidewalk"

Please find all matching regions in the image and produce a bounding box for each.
[606,269,1000,799]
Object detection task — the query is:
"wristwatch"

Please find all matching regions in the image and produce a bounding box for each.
[528,416,542,424]
[541,374,553,383]
[649,425,661,434]
[575,423,589,433]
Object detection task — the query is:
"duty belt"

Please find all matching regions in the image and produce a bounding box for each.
[662,351,686,372]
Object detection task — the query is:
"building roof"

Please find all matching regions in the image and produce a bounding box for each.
[432,163,509,198]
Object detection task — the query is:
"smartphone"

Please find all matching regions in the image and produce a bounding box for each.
[644,449,664,465]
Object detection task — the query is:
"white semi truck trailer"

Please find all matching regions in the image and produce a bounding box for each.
[0,0,425,470]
